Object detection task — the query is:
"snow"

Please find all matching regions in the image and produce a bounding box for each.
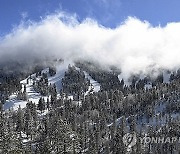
[38,109,49,116]
[4,77,46,110]
[107,117,122,127]
[118,74,131,86]
[118,71,171,89]
[83,71,100,92]
[3,94,27,110]
[72,101,82,106]
[41,67,49,74]
[70,134,75,139]
[84,85,93,96]
[48,62,67,91]
[163,71,171,83]
[74,66,101,93]
[68,95,73,100]
[155,101,166,114]
[4,62,67,111]
[144,83,152,89]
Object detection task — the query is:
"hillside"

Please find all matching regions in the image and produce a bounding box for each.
[0,61,180,153]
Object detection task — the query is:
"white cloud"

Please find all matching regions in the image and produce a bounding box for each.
[21,12,28,19]
[0,12,180,78]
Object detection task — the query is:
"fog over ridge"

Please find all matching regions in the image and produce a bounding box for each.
[0,12,180,78]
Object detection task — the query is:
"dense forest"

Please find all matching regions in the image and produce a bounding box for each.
[0,61,180,154]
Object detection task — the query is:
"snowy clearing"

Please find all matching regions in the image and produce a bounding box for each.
[83,71,100,92]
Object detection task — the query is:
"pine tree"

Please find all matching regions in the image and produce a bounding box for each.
[24,108,34,139]
[37,97,45,112]
[16,106,24,137]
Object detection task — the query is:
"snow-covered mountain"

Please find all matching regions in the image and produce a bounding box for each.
[3,61,101,111]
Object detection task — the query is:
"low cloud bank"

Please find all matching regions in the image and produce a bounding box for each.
[1,12,180,78]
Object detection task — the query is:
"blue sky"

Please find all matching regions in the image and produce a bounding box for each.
[1,0,180,35]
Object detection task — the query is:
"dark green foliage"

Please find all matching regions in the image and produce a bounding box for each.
[62,65,90,98]
[1,63,180,153]
[49,66,56,76]
[37,97,45,112]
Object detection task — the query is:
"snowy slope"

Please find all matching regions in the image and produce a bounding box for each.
[83,71,100,92]
[74,66,101,94]
[48,62,67,91]
[3,94,27,110]
[144,83,152,89]
[3,62,67,111]
[3,77,49,110]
